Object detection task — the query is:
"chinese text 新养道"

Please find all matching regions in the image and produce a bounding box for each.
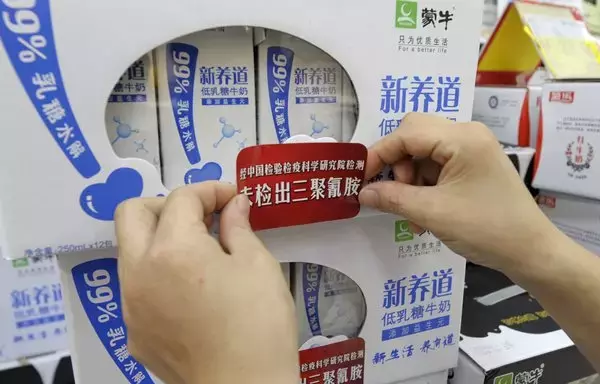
[199,66,249,107]
[294,66,338,105]
[109,59,148,103]
[379,269,454,341]
[379,75,461,136]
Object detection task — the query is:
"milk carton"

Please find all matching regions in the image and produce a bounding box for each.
[538,191,600,255]
[0,256,67,363]
[257,31,345,144]
[294,263,366,347]
[105,54,161,173]
[472,86,530,147]
[156,27,257,188]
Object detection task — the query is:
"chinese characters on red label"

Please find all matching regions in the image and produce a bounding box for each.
[299,338,365,384]
[236,143,367,230]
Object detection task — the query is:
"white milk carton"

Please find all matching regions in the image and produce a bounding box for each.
[472,86,530,147]
[533,82,600,200]
[105,54,161,173]
[257,31,345,144]
[0,255,67,363]
[156,27,257,188]
[294,263,366,347]
[538,191,600,256]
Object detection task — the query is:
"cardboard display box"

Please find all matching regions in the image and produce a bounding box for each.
[533,82,600,201]
[538,191,600,255]
[0,256,68,363]
[451,264,595,384]
[0,0,483,383]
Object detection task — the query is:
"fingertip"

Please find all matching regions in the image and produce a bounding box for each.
[358,187,380,208]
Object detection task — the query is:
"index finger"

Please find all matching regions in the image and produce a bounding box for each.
[156,181,237,242]
[115,197,166,261]
[365,113,455,180]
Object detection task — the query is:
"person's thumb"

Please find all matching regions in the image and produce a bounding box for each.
[219,194,270,256]
[359,181,434,225]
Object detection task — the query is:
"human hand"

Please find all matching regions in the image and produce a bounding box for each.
[115,182,298,384]
[359,113,558,272]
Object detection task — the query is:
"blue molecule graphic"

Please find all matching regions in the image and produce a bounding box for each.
[213,117,241,148]
[134,139,149,154]
[310,114,328,137]
[111,116,139,145]
[237,138,248,151]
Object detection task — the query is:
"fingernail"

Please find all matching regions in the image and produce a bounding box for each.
[359,188,379,207]
[236,194,250,218]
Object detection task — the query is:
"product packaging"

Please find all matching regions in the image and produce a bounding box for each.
[257,31,345,144]
[472,86,530,146]
[156,27,257,188]
[538,191,600,255]
[451,264,595,384]
[533,83,600,200]
[0,0,483,382]
[0,255,67,363]
[295,263,366,347]
[105,54,161,173]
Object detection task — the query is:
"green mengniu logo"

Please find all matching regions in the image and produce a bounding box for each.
[493,373,514,384]
[395,0,418,29]
[395,220,414,242]
[12,258,29,268]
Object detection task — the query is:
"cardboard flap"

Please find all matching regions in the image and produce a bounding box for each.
[478,1,600,85]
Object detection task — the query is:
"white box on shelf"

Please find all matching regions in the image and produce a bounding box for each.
[472,86,530,147]
[538,191,600,255]
[533,82,600,200]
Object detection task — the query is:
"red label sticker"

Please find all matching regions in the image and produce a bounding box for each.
[299,338,365,384]
[236,143,367,231]
[549,91,574,104]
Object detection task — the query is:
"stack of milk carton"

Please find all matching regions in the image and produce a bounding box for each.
[104,26,363,358]
[105,28,357,190]
[533,83,600,257]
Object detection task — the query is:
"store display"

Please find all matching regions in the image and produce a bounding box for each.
[533,82,600,200]
[156,27,257,188]
[451,264,595,384]
[257,31,346,144]
[538,191,600,255]
[105,54,161,173]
